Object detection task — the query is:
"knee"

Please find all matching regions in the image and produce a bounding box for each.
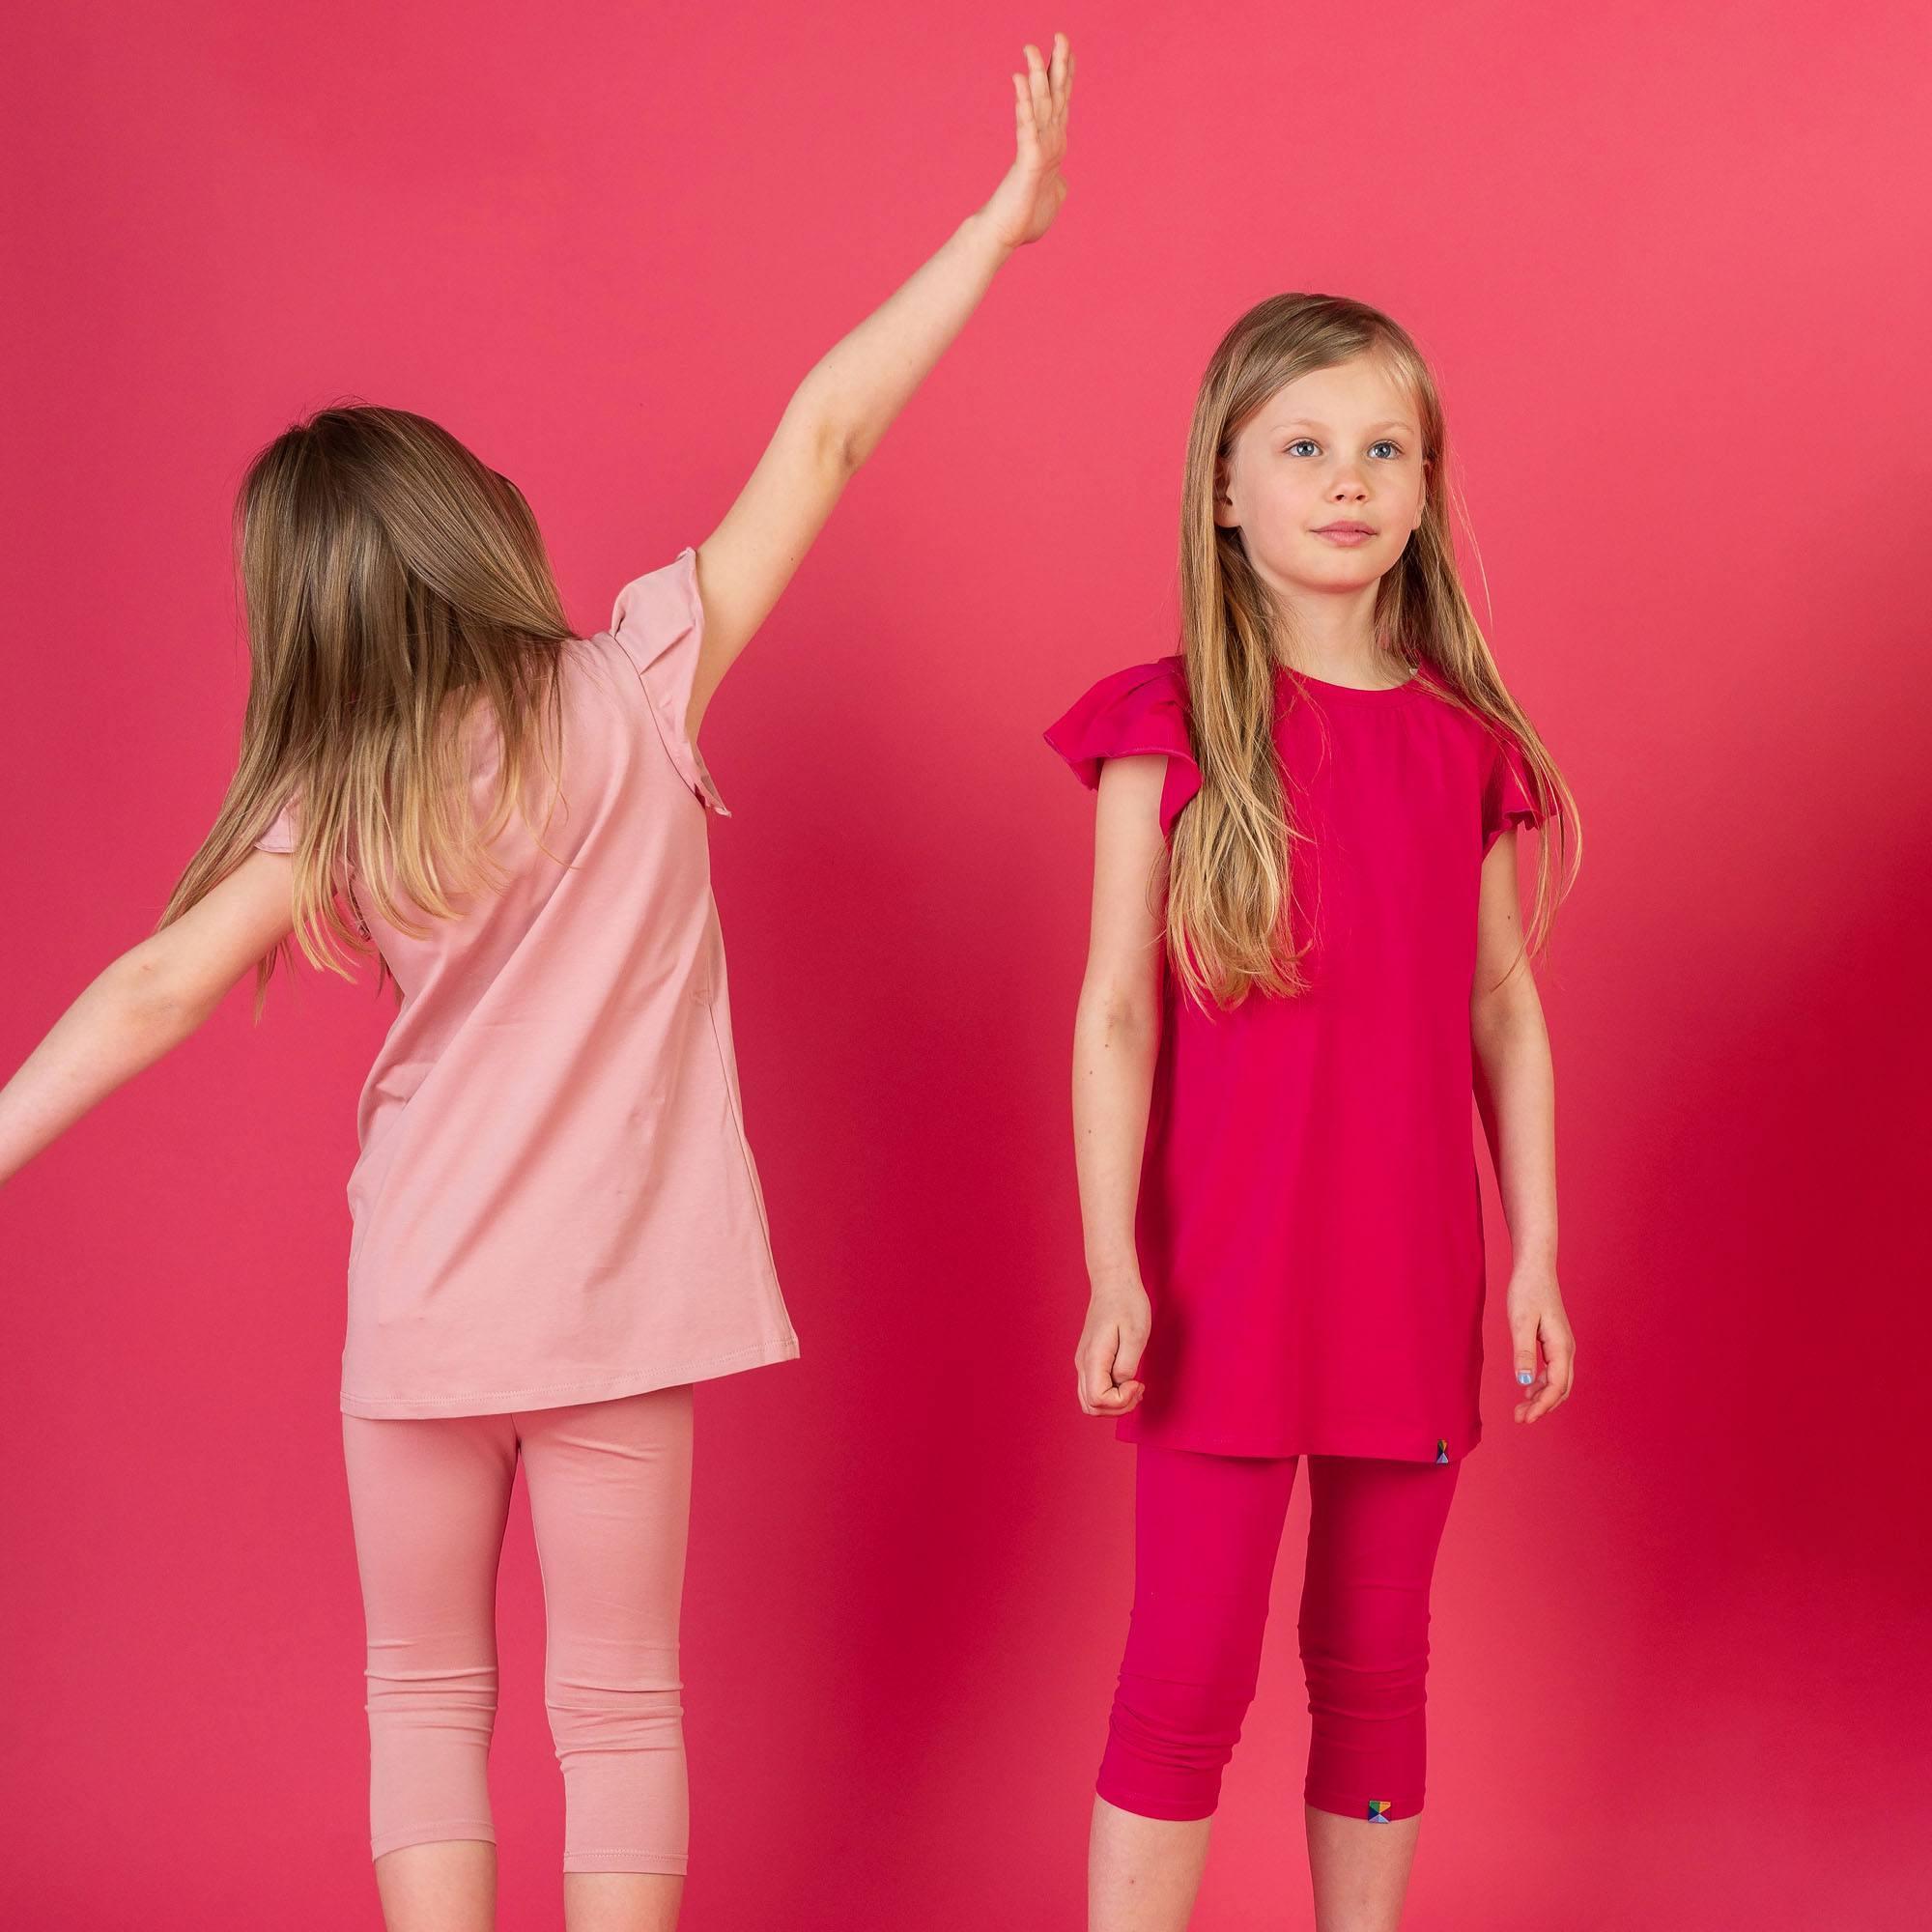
[1097,1665,1260,1820]
[1297,1617,1431,1722]
[1299,1650,1428,1727]
[365,1654,499,1737]
[545,1651,686,1759]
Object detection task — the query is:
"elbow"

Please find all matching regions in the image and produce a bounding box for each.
[827,419,869,473]
[790,378,867,475]
[110,945,218,1039]
[1469,973,1540,1056]
[1077,979,1159,1052]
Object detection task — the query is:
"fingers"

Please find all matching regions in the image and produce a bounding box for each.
[1075,1342,1145,1417]
[1077,1357,1144,1414]
[1017,34,1072,133]
[1528,1330,1574,1421]
[1080,1375,1145,1417]
[1513,1317,1576,1425]
[1512,1321,1538,1391]
[1024,40,1052,128]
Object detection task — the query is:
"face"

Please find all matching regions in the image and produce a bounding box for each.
[1212,354,1432,598]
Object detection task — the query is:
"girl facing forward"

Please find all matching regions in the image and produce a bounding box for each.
[1,36,1073,1932]
[1045,294,1579,1931]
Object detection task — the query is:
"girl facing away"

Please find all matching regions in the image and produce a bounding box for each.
[1044,294,1581,1932]
[0,37,1073,1932]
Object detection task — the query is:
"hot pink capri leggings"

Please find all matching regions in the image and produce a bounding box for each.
[1099,1444,1461,1826]
[339,1384,693,1874]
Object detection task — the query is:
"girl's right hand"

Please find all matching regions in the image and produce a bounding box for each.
[1075,1277,1150,1416]
[980,34,1074,252]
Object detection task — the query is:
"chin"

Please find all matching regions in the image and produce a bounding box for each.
[1298,561,1385,592]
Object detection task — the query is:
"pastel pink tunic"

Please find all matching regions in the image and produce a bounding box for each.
[1044,654,1543,1464]
[255,548,799,1417]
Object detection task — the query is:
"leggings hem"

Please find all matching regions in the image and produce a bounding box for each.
[1095,1779,1218,1824]
[371,1824,497,1861]
[1304,1785,1423,1824]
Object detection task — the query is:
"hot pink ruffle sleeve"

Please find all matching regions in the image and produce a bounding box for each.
[1481,731,1544,857]
[1042,656,1203,839]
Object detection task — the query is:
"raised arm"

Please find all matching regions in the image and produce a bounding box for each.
[0,851,296,1186]
[685,32,1074,739]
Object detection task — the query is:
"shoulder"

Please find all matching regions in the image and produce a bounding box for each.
[1409,666,1548,846]
[595,548,727,815]
[1043,655,1202,838]
[1042,655,1192,789]
[1409,664,1517,755]
[606,547,702,678]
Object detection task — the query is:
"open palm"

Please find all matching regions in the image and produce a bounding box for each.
[982,34,1074,249]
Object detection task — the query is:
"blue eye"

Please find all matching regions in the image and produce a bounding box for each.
[1283,438,1404,459]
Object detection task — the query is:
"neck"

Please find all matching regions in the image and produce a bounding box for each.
[1265,578,1397,687]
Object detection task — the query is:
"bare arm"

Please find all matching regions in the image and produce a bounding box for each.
[1470,831,1574,1424]
[0,851,298,1185]
[685,34,1074,739]
[1069,753,1166,1418]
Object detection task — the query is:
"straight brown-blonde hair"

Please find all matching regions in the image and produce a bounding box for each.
[159,404,577,1006]
[1168,294,1580,1009]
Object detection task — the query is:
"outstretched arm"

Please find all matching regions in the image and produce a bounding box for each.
[686,33,1075,739]
[0,851,296,1186]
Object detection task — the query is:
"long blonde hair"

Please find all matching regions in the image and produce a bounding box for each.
[159,404,577,1005]
[1167,294,1579,1009]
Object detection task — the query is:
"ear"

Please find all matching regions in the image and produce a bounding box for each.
[1212,453,1238,528]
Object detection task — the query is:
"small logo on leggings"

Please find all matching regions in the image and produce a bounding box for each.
[1435,1438,1449,1463]
[1367,1800,1393,1822]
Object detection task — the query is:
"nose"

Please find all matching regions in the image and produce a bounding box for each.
[1327,465,1369,502]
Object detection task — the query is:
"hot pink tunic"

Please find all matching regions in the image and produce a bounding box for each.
[255,547,799,1417]
[1044,654,1542,1463]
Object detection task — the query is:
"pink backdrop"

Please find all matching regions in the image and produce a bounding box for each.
[5,4,1927,1927]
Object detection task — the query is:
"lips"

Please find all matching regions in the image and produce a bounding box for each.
[1314,524,1376,535]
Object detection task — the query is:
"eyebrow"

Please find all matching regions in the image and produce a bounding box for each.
[1268,418,1417,436]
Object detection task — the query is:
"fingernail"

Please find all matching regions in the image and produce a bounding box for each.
[1517,1370,1534,1385]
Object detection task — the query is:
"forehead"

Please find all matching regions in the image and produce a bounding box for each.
[1248,355,1419,435]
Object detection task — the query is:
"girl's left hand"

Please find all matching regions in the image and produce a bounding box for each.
[980,34,1074,250]
[1506,1267,1576,1425]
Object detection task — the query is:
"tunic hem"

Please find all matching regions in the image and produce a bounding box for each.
[338,1333,801,1419]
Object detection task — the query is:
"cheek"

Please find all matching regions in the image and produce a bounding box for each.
[1255,463,1321,522]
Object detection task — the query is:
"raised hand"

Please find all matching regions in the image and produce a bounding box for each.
[981,33,1074,250]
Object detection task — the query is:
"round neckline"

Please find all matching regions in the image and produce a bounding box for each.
[1275,656,1428,697]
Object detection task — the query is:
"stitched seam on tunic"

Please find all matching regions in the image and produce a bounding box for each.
[701,995,785,1285]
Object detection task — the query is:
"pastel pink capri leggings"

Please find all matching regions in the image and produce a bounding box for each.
[1099,1444,1461,1826]
[339,1384,693,1874]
